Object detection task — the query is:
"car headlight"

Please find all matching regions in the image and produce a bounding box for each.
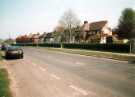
[11,51,18,54]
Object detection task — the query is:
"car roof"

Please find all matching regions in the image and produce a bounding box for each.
[7,46,21,50]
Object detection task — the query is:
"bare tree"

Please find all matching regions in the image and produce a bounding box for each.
[59,9,81,43]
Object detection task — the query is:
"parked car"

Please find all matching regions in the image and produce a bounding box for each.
[5,46,23,59]
[1,44,10,51]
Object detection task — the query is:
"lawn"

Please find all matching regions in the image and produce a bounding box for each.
[0,51,3,60]
[37,47,135,61]
[0,69,12,97]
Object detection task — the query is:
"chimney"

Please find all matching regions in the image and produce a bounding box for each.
[83,21,89,31]
[84,21,88,24]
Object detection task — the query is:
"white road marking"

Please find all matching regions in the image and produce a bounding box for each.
[75,62,85,65]
[50,74,61,80]
[32,63,37,66]
[47,56,51,58]
[69,85,88,96]
[39,67,46,71]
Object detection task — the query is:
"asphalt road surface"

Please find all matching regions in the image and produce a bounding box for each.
[6,47,135,97]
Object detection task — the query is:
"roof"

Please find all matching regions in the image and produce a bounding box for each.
[39,32,47,38]
[89,21,107,31]
[45,33,53,38]
[81,22,89,31]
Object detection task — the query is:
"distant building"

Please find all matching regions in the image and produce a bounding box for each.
[30,33,40,43]
[39,32,47,43]
[44,33,54,43]
[81,20,112,43]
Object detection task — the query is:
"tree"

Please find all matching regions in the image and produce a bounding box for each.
[52,26,65,43]
[59,9,81,43]
[116,8,135,39]
[0,39,3,44]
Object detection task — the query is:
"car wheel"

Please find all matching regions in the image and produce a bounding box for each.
[20,54,23,59]
[5,55,9,59]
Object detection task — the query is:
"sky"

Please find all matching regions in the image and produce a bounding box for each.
[0,0,135,39]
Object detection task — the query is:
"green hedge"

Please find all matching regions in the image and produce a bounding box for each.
[13,43,61,48]
[0,52,3,60]
[13,43,130,53]
[62,43,130,53]
[38,43,61,48]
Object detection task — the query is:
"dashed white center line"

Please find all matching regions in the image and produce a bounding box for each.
[39,67,46,71]
[69,85,88,96]
[75,62,85,65]
[50,74,61,80]
[32,63,37,66]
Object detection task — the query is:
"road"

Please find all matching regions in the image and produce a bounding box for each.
[6,47,135,97]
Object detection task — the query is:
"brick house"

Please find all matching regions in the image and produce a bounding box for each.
[81,20,112,43]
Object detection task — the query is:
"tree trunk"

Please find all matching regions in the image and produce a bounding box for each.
[69,24,72,43]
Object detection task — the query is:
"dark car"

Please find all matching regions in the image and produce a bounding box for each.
[1,44,10,51]
[5,46,23,59]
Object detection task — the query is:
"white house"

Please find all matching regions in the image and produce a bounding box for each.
[81,20,112,43]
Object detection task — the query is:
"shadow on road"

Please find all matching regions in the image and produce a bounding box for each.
[2,55,22,61]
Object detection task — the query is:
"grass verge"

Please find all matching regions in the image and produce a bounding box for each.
[37,47,135,61]
[0,51,3,60]
[0,69,12,97]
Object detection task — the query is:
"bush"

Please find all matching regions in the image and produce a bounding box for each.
[38,43,61,48]
[62,43,130,53]
[0,53,2,60]
[13,43,61,48]
[106,36,113,44]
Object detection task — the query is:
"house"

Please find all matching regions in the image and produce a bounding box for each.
[16,35,30,43]
[81,20,112,43]
[44,33,54,43]
[39,32,47,43]
[28,33,40,44]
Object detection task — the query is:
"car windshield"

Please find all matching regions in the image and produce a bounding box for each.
[7,46,20,51]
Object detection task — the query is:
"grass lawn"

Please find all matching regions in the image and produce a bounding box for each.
[37,47,135,61]
[0,51,12,97]
[0,51,3,60]
[0,69,12,97]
